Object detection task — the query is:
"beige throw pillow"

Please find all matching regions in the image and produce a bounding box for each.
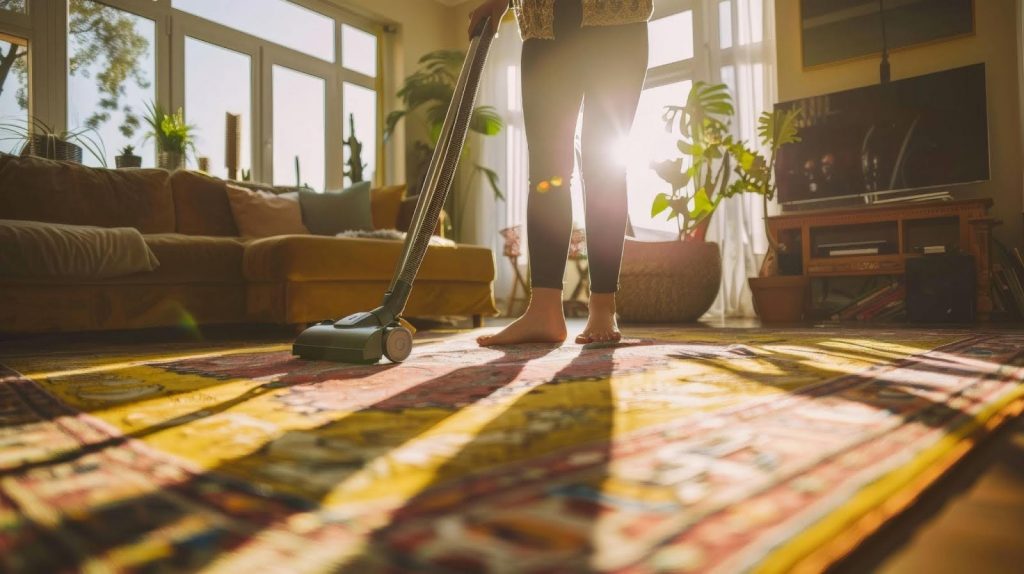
[225,184,310,238]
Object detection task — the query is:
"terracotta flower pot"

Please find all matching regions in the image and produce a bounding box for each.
[617,238,722,323]
[749,275,810,324]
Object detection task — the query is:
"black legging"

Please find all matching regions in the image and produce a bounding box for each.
[522,0,648,293]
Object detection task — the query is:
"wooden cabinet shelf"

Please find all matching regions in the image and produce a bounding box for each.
[767,198,996,320]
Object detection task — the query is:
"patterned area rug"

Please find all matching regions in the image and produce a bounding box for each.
[1,328,1022,573]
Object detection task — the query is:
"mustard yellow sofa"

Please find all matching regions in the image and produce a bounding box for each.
[0,155,498,334]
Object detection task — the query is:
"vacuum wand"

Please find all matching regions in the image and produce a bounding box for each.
[292,17,497,364]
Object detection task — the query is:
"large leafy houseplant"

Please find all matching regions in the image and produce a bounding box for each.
[385,49,504,238]
[650,82,766,240]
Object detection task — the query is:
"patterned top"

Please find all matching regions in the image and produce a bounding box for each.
[512,0,654,40]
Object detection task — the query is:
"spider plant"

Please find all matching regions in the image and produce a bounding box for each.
[0,116,107,166]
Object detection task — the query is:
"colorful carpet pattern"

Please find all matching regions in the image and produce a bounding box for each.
[1,328,1022,572]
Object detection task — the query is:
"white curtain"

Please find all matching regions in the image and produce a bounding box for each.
[704,0,777,319]
[463,18,526,310]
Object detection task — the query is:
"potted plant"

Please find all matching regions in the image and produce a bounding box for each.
[385,49,504,239]
[617,82,761,323]
[144,101,195,171]
[0,117,106,165]
[115,144,142,168]
[743,108,808,324]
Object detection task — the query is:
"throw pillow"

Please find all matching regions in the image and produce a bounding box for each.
[224,184,310,238]
[370,184,406,230]
[299,181,374,235]
[0,219,159,279]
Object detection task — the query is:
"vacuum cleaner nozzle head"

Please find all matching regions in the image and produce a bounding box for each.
[292,321,386,364]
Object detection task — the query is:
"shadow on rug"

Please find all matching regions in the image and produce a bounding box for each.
[1,328,1022,572]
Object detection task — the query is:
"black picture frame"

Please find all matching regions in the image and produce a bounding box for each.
[800,0,975,69]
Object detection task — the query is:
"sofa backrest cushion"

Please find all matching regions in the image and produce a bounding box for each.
[0,155,175,233]
[170,170,239,236]
[225,184,310,238]
[371,184,405,230]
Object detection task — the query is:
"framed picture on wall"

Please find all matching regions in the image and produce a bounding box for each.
[801,0,975,69]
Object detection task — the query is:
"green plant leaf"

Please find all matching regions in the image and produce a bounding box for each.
[470,106,504,135]
[651,192,671,217]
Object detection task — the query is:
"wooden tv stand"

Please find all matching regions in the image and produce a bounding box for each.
[766,198,996,321]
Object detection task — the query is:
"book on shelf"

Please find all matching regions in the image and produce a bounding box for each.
[829,247,880,256]
[855,285,907,321]
[830,281,901,321]
[918,245,947,254]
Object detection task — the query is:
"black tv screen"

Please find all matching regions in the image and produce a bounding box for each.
[775,64,989,205]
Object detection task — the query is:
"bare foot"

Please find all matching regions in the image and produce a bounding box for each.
[575,292,622,344]
[477,288,567,346]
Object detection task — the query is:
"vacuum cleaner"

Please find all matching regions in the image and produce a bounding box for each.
[293,17,497,364]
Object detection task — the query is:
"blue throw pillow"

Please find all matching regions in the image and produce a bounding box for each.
[299,181,374,235]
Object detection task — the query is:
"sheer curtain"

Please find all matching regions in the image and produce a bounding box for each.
[704,0,777,319]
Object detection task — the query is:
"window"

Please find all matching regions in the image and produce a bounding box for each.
[0,0,25,14]
[343,82,377,186]
[648,10,694,68]
[272,65,325,191]
[11,0,381,190]
[342,24,377,78]
[0,34,28,155]
[172,0,334,62]
[66,0,155,167]
[185,37,252,178]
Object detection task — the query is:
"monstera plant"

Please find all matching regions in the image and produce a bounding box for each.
[385,49,504,239]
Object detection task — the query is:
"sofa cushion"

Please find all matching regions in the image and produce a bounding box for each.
[0,219,159,279]
[299,182,374,235]
[244,235,495,283]
[371,185,405,230]
[142,234,246,283]
[0,155,175,233]
[225,184,310,238]
[170,170,239,236]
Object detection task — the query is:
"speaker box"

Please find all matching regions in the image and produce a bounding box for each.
[906,253,976,323]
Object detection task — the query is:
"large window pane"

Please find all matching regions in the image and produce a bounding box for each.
[273,65,325,191]
[625,81,691,233]
[0,35,28,155]
[342,82,376,187]
[173,0,334,62]
[67,0,155,167]
[648,11,693,68]
[0,0,25,14]
[342,24,377,78]
[185,37,252,179]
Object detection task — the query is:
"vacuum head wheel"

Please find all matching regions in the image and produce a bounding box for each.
[383,325,414,363]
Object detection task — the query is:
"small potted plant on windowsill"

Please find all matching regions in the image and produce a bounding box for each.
[618,82,767,323]
[115,144,142,168]
[0,117,106,165]
[144,101,195,171]
[743,108,809,324]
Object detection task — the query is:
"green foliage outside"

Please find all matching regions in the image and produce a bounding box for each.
[0,0,150,141]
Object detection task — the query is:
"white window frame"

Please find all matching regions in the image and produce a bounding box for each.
[2,0,386,189]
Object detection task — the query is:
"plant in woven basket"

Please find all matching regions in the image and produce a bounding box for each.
[0,116,106,166]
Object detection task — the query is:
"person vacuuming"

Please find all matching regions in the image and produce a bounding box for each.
[471,0,652,347]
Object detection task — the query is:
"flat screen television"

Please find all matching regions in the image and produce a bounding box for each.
[775,64,989,205]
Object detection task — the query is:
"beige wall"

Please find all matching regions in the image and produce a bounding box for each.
[776,0,1023,248]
